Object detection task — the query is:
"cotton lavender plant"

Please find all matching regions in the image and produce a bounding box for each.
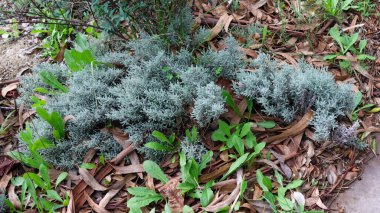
[332,122,365,149]
[234,54,356,141]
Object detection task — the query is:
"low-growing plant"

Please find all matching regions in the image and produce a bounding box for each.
[178,150,213,195]
[234,53,356,141]
[350,91,376,121]
[144,131,179,153]
[256,170,320,213]
[232,22,263,47]
[32,23,74,58]
[351,0,375,17]
[0,19,21,41]
[181,127,208,163]
[127,160,194,212]
[0,192,7,213]
[8,122,53,169]
[212,120,257,156]
[127,160,166,212]
[321,0,354,19]
[6,164,68,212]
[324,27,375,72]
[212,120,266,180]
[0,111,15,136]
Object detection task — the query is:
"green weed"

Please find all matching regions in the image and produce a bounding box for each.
[324,27,375,73]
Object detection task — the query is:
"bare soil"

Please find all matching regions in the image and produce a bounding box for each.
[0,36,43,81]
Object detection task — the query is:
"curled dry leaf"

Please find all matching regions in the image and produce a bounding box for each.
[280,162,292,179]
[327,165,338,185]
[0,156,17,176]
[265,111,314,143]
[66,191,76,213]
[257,159,281,171]
[110,145,134,164]
[99,177,127,208]
[200,162,232,183]
[344,172,358,181]
[305,188,327,209]
[79,168,108,191]
[106,127,129,148]
[20,110,36,125]
[8,185,21,209]
[292,192,306,206]
[73,164,114,209]
[208,13,233,41]
[1,82,18,97]
[0,173,12,191]
[204,169,243,212]
[159,178,184,213]
[128,151,143,179]
[220,151,229,162]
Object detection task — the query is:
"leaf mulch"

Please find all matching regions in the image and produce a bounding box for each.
[1,0,380,212]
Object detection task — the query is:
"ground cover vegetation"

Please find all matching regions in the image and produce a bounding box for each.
[0,0,379,212]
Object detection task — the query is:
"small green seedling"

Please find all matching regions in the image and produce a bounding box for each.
[212,120,266,180]
[0,111,15,136]
[351,91,377,121]
[6,164,68,212]
[212,120,257,156]
[144,130,179,152]
[322,0,353,18]
[127,160,166,212]
[256,170,320,213]
[324,27,375,73]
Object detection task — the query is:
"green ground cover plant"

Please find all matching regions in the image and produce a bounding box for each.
[324,27,375,72]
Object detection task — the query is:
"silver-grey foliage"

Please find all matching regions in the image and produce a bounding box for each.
[332,122,365,149]
[17,35,245,166]
[192,82,226,127]
[181,137,208,163]
[234,54,355,141]
[0,193,6,213]
[106,36,242,143]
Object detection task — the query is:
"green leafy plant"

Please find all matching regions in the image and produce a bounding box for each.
[324,27,375,72]
[222,90,243,117]
[8,123,53,169]
[127,160,203,212]
[0,111,15,136]
[211,120,257,156]
[144,131,179,152]
[64,34,99,72]
[256,170,319,213]
[212,120,266,180]
[127,187,163,213]
[127,160,166,212]
[257,120,276,129]
[351,91,377,121]
[321,0,353,18]
[32,23,73,58]
[35,71,68,94]
[351,0,375,17]
[35,106,65,141]
[0,19,21,41]
[178,150,213,195]
[6,164,68,212]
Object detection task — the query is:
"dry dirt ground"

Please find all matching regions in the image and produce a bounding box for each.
[0,36,42,81]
